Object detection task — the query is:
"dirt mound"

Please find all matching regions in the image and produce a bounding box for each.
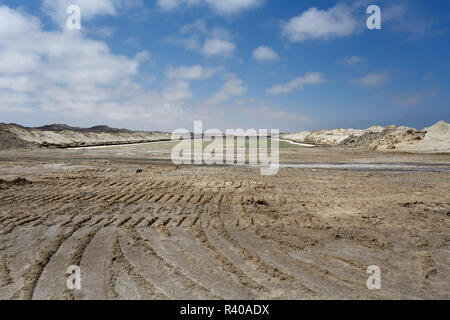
[283,126,385,147]
[426,120,450,136]
[340,130,386,149]
[0,127,36,150]
[282,121,448,153]
[416,120,450,152]
[367,126,426,151]
[282,131,310,143]
[385,121,450,153]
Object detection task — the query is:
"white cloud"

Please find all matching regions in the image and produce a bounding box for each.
[180,19,209,35]
[43,0,117,19]
[282,3,359,42]
[202,39,235,57]
[166,34,202,51]
[91,25,115,38]
[167,20,236,58]
[394,95,420,107]
[42,0,146,27]
[267,73,325,95]
[0,5,191,129]
[135,50,151,62]
[166,65,217,80]
[252,46,279,62]
[204,76,247,104]
[393,86,437,107]
[162,80,192,102]
[0,5,261,130]
[123,36,140,47]
[341,55,366,66]
[205,0,263,15]
[352,73,388,87]
[157,0,263,15]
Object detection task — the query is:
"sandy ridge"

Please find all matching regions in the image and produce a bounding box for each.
[0,123,171,150]
[281,121,449,153]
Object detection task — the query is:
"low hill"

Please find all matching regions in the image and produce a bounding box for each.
[34,124,131,133]
[281,121,449,153]
[0,123,171,150]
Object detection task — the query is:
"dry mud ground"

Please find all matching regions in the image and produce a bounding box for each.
[0,146,449,300]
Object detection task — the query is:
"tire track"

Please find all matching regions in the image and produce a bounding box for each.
[201,206,321,299]
[16,217,92,300]
[111,235,167,300]
[0,252,12,287]
[141,226,251,299]
[122,226,218,299]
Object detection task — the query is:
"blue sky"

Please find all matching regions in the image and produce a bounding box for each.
[0,0,449,132]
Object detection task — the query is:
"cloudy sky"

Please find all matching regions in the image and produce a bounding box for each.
[0,0,449,131]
